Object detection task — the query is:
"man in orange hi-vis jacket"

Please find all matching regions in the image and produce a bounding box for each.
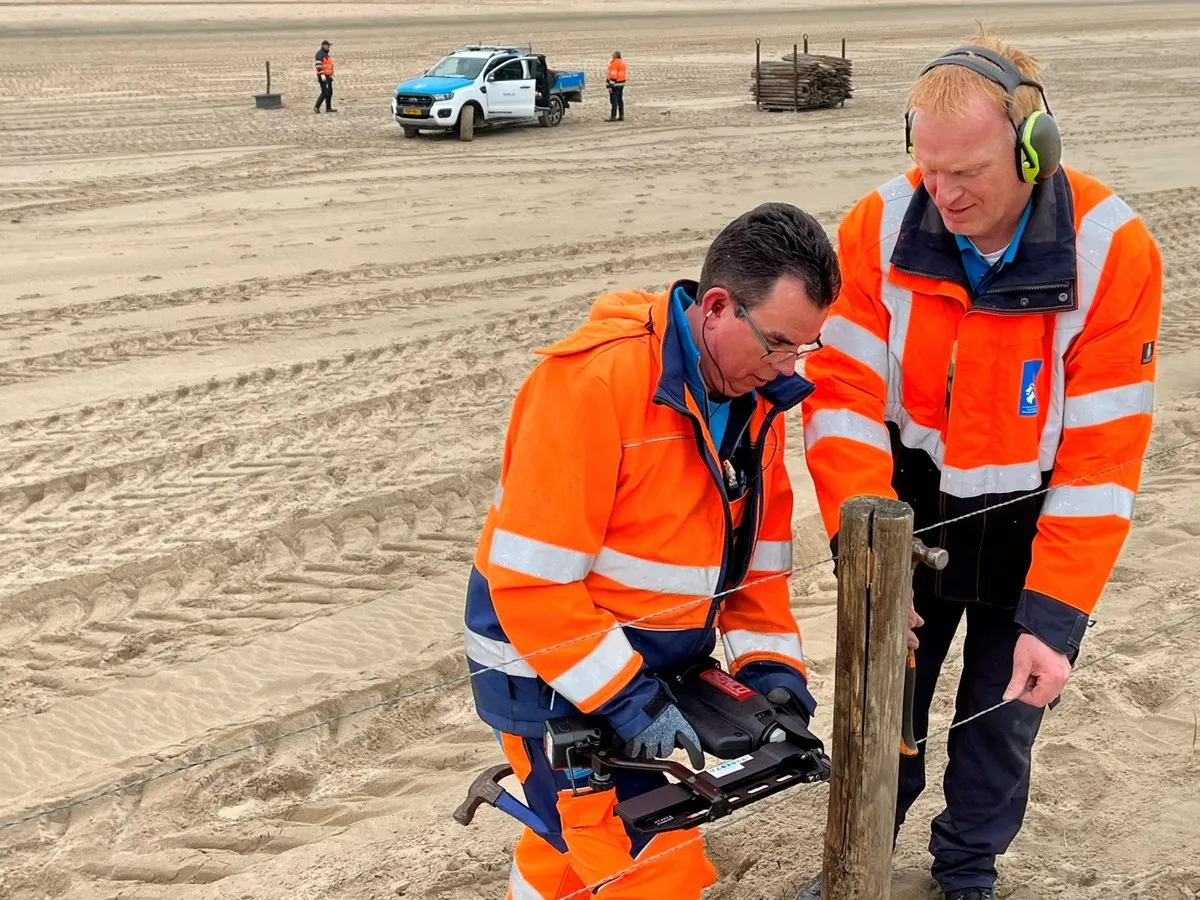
[314,39,335,113]
[606,50,626,121]
[465,202,841,899]
[801,33,1162,900]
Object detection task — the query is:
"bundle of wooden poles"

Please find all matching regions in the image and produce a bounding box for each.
[751,51,853,110]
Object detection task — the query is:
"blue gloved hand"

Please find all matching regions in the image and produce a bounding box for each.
[624,702,705,770]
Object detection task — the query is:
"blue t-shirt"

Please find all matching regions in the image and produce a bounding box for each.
[954,199,1033,293]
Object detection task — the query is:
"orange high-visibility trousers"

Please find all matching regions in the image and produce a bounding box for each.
[497,732,718,899]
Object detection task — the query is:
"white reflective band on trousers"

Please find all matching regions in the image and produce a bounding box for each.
[807,174,1147,504]
[509,860,550,900]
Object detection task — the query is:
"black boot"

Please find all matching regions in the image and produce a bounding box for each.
[945,889,995,900]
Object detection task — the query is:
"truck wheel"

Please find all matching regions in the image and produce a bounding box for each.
[402,125,419,139]
[458,105,475,142]
[539,96,564,128]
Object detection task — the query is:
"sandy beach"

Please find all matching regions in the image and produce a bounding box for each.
[1,2,1199,898]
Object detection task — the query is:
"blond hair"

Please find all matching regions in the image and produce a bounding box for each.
[907,31,1045,124]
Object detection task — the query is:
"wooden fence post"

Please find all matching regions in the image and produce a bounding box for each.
[821,496,913,900]
[756,38,762,109]
[793,42,799,111]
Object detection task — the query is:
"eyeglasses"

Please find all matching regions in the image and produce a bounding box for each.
[733,300,823,364]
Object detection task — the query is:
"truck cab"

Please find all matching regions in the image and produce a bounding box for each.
[392,45,585,141]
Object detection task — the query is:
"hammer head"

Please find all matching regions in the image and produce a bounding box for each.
[453,764,514,826]
[912,537,949,571]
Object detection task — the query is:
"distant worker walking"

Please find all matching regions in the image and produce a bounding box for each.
[314,40,336,114]
[606,50,626,121]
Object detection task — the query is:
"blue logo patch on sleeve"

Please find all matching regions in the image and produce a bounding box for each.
[1019,359,1043,416]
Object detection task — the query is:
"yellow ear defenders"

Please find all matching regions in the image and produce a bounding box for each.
[904,45,1062,185]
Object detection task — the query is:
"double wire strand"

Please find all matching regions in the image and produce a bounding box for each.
[2,434,1198,835]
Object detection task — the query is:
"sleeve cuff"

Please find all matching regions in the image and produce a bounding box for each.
[1015,588,1089,659]
[734,661,817,721]
[594,673,666,741]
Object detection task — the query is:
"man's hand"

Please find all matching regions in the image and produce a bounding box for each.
[907,604,924,651]
[624,702,705,769]
[1004,633,1072,707]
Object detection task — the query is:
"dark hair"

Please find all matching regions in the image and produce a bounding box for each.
[698,202,841,310]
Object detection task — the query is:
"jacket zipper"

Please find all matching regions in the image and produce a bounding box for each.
[662,393,781,635]
[661,394,735,616]
[703,405,783,633]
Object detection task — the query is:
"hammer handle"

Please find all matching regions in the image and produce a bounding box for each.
[899,648,919,757]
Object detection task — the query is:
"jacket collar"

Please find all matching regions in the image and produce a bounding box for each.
[651,279,815,413]
[889,167,1078,313]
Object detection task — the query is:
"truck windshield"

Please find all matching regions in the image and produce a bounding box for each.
[426,56,488,79]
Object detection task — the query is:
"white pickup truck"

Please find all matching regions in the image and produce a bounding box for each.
[391,45,586,141]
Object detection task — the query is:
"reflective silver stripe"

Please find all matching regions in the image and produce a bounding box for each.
[465,628,537,679]
[804,408,891,455]
[1064,381,1154,429]
[592,546,719,596]
[492,484,503,509]
[1039,192,1138,468]
[722,629,805,665]
[878,175,915,431]
[891,405,945,466]
[1042,483,1135,520]
[940,460,1042,498]
[878,172,917,208]
[549,627,637,705]
[489,529,594,584]
[878,178,949,469]
[749,540,792,573]
[508,860,549,900]
[821,314,888,383]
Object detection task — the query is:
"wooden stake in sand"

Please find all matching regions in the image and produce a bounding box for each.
[818,496,913,900]
[255,60,283,109]
[750,41,852,112]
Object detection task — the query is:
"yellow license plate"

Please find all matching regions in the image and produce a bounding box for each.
[403,107,422,116]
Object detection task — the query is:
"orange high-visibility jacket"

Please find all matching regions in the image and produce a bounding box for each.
[315,50,334,78]
[802,166,1162,656]
[466,282,815,740]
[606,58,627,86]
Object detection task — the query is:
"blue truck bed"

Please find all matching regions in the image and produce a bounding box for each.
[553,71,585,93]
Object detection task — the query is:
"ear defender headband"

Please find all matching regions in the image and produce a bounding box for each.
[904,45,1062,184]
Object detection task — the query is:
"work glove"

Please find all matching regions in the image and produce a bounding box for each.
[624,702,705,770]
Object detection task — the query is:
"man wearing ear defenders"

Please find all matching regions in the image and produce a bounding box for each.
[801,33,1162,900]
[463,203,840,898]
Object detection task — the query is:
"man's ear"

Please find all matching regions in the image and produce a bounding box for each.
[699,286,730,320]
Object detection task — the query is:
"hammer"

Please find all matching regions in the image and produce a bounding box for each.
[453,764,555,840]
[900,538,949,757]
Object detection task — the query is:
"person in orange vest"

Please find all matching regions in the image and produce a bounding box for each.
[801,32,1161,900]
[606,50,626,121]
[465,202,844,899]
[314,40,336,114]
